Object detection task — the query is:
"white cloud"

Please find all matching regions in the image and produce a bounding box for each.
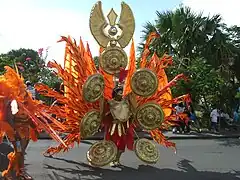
[0,0,136,67]
[182,0,240,26]
[2,0,239,68]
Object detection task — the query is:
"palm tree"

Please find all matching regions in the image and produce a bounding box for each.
[138,5,240,115]
[139,6,235,68]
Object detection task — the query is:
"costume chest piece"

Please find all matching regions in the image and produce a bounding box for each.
[108,99,131,123]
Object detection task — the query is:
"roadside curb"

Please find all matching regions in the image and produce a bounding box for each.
[38,133,240,140]
[82,135,240,140]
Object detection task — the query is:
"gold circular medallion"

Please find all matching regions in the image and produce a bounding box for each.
[130,68,158,97]
[87,140,117,167]
[80,110,101,138]
[99,46,128,75]
[83,74,104,102]
[136,102,164,130]
[135,138,159,164]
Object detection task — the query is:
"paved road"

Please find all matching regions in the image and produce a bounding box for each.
[1,139,240,180]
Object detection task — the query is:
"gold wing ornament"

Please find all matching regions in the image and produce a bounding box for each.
[89,1,109,48]
[89,1,135,48]
[117,2,135,48]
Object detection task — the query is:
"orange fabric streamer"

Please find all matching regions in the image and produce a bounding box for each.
[123,40,136,96]
[30,128,38,142]
[99,47,114,100]
[99,68,114,100]
[63,36,72,97]
[145,31,160,49]
[86,42,97,75]
[140,32,160,68]
[144,53,173,116]
[150,129,176,151]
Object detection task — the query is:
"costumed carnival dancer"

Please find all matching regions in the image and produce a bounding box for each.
[36,1,191,167]
[0,66,67,179]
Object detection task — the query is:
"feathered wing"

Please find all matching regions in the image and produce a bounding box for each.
[117,2,135,48]
[89,1,109,48]
[135,33,191,151]
[99,47,114,100]
[63,36,75,98]
[123,39,136,96]
[36,36,100,155]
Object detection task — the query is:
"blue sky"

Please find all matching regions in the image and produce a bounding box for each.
[30,0,182,47]
[0,0,239,65]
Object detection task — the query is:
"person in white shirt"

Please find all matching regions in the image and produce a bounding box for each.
[220,112,232,122]
[175,104,185,114]
[210,108,220,132]
[172,103,186,133]
[26,81,36,100]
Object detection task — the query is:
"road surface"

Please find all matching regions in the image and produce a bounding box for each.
[1,139,240,180]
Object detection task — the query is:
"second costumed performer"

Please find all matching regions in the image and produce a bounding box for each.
[0,67,66,179]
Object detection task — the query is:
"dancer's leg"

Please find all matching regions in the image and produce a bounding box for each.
[19,138,33,180]
[2,141,21,180]
[110,135,126,167]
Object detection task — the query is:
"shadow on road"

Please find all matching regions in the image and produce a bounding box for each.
[216,138,240,147]
[80,140,94,145]
[0,143,13,172]
[44,157,240,180]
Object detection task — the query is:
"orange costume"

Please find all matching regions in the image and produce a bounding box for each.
[0,66,66,179]
[35,34,191,166]
[34,1,191,167]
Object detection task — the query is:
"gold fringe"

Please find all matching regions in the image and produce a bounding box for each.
[111,123,116,135]
[118,123,122,137]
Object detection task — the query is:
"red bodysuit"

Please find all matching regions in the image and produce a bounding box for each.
[102,101,134,152]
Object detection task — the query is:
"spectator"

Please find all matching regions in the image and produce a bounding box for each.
[233,110,239,123]
[175,102,185,114]
[220,111,232,122]
[187,106,201,133]
[26,81,36,100]
[173,103,186,133]
[210,107,220,133]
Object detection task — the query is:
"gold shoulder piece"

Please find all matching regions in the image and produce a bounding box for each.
[117,2,135,48]
[89,1,109,48]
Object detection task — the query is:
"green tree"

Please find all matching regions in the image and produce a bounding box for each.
[139,6,240,114]
[0,48,61,89]
[168,57,224,111]
[139,6,240,77]
[93,56,99,70]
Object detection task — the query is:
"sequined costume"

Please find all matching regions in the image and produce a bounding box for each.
[0,66,66,179]
[35,1,191,167]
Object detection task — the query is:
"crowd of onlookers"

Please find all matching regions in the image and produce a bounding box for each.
[25,80,240,134]
[210,106,239,133]
[172,102,240,134]
[172,102,201,134]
